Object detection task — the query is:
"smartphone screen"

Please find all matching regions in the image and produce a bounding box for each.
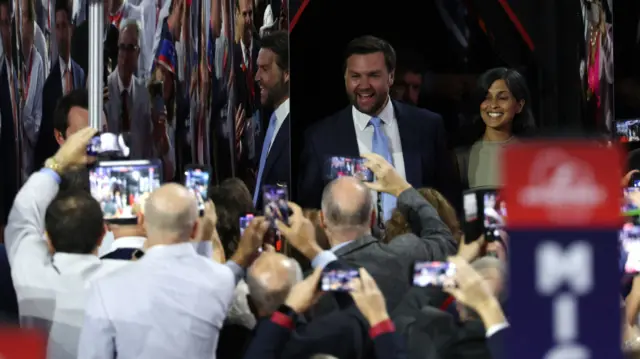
[184,166,211,214]
[412,261,456,287]
[87,133,130,158]
[325,156,374,182]
[239,213,254,236]
[320,269,360,292]
[263,185,289,227]
[483,190,506,241]
[89,160,162,224]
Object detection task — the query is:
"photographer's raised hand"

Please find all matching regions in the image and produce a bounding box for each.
[51,126,98,172]
[361,153,411,197]
[276,201,323,260]
[231,216,269,267]
[284,266,324,314]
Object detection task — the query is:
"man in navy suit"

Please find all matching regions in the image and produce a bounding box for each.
[298,36,458,219]
[34,0,85,169]
[251,30,290,209]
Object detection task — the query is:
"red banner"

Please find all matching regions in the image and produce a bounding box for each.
[503,141,623,228]
[0,329,46,359]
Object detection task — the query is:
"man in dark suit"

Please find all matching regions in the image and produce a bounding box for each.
[34,0,85,169]
[298,35,459,219]
[71,15,118,85]
[100,224,146,260]
[0,0,22,225]
[251,30,290,209]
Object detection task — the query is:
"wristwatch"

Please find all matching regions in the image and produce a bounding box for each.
[44,157,62,174]
[277,304,298,320]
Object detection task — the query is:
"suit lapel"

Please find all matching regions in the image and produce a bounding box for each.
[333,236,378,257]
[336,106,360,158]
[261,115,289,179]
[393,100,422,187]
[51,61,63,99]
[109,73,121,132]
[71,61,81,89]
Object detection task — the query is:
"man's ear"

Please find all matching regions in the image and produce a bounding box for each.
[283,69,290,86]
[54,129,65,146]
[190,220,199,240]
[319,211,326,229]
[388,70,395,87]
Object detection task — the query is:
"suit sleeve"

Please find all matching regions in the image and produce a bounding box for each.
[242,312,294,359]
[296,128,323,209]
[369,319,408,359]
[430,114,461,213]
[486,326,506,359]
[395,187,457,259]
[77,282,116,359]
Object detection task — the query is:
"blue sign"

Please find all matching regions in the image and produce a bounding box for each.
[508,229,621,359]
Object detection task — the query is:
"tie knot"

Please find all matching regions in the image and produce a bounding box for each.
[122,89,129,97]
[369,117,383,128]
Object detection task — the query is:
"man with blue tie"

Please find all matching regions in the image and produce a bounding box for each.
[298,35,458,223]
[252,30,290,209]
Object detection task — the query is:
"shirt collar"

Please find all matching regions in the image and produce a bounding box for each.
[117,70,134,94]
[331,240,355,253]
[59,56,69,75]
[352,96,395,131]
[142,241,198,260]
[109,236,146,252]
[273,98,290,125]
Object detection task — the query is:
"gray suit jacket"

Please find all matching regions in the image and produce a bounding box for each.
[105,71,154,159]
[324,188,457,314]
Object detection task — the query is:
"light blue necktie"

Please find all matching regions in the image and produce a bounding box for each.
[253,113,278,206]
[369,117,396,221]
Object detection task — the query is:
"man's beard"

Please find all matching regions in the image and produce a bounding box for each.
[264,78,288,108]
[349,92,387,116]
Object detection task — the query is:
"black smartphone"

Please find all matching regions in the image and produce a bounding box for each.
[89,159,162,224]
[263,184,289,227]
[320,269,360,292]
[412,261,456,287]
[462,187,504,243]
[324,156,374,182]
[184,165,211,215]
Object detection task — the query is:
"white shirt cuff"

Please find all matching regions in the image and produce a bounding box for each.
[311,250,338,269]
[486,322,509,338]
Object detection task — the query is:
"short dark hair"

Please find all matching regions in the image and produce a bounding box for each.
[208,178,255,258]
[260,30,289,71]
[59,167,90,193]
[344,35,396,73]
[45,190,104,254]
[54,0,71,22]
[53,89,88,138]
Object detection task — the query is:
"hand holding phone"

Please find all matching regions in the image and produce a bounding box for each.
[263,185,290,227]
[325,156,374,182]
[184,166,211,215]
[320,269,360,292]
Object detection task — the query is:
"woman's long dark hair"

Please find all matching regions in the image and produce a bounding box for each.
[458,67,536,147]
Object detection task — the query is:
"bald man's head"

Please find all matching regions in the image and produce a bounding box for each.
[321,177,372,230]
[246,252,302,315]
[144,183,198,242]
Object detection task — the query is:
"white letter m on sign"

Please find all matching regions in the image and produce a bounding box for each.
[536,241,593,296]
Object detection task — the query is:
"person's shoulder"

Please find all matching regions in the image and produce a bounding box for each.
[306,106,351,137]
[394,101,442,123]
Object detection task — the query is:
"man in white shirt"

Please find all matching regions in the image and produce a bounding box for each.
[4,125,129,359]
[78,183,270,359]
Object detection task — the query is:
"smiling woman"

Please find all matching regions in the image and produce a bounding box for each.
[455,67,536,189]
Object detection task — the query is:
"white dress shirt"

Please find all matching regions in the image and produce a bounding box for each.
[117,71,134,96]
[351,98,407,208]
[4,171,130,359]
[78,242,241,359]
[268,98,289,152]
[486,322,509,338]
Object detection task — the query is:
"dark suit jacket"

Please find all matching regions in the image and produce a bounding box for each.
[314,188,457,319]
[244,308,407,359]
[254,115,291,208]
[487,327,506,359]
[100,248,140,260]
[233,37,260,118]
[0,245,18,323]
[297,100,459,210]
[34,58,85,169]
[0,60,20,223]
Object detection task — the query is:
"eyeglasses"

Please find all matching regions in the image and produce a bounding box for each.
[118,43,139,53]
